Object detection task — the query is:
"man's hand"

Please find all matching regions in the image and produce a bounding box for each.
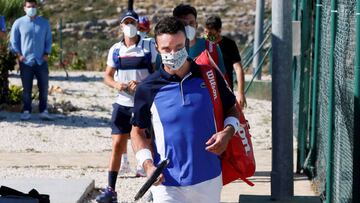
[43,54,49,62]
[17,54,25,62]
[237,92,247,109]
[205,126,235,155]
[143,160,165,186]
[127,80,138,94]
[114,82,128,91]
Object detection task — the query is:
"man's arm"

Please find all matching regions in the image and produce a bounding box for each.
[131,126,164,185]
[234,62,246,108]
[205,104,239,155]
[9,21,24,61]
[104,66,128,91]
[44,21,52,56]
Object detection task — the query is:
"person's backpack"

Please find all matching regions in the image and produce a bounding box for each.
[195,50,256,186]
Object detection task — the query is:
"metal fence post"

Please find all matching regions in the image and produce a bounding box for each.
[253,0,265,80]
[353,0,360,201]
[326,0,337,202]
[271,0,294,200]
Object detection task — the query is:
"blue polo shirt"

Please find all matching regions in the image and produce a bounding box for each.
[10,15,52,66]
[131,60,236,186]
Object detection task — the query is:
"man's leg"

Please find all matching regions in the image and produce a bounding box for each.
[96,104,132,203]
[108,133,129,188]
[20,63,34,112]
[34,62,49,113]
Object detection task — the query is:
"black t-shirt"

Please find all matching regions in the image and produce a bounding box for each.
[218,36,241,89]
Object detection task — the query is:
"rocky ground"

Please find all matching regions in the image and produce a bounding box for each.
[0,71,272,202]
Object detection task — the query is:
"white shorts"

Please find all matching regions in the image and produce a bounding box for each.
[150,174,222,203]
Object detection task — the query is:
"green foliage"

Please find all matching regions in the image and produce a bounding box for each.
[0,0,24,22]
[68,53,87,70]
[48,43,60,69]
[0,38,16,104]
[8,85,22,105]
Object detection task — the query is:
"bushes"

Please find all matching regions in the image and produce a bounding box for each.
[0,38,16,104]
[8,85,22,105]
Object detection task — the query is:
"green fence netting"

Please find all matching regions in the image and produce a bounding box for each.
[294,0,356,202]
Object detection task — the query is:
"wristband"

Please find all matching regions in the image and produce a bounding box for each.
[136,148,153,167]
[224,116,241,134]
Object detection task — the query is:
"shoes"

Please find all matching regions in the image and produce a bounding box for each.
[96,186,118,203]
[135,165,147,177]
[20,111,31,120]
[146,192,153,202]
[39,110,53,121]
[119,161,132,175]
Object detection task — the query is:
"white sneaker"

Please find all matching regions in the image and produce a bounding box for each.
[20,111,31,120]
[135,165,147,177]
[119,161,131,175]
[39,110,53,121]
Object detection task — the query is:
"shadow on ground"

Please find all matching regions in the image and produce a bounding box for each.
[9,73,103,83]
[0,111,109,128]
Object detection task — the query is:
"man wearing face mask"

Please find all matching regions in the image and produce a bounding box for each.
[205,15,246,109]
[96,9,157,203]
[172,4,226,75]
[10,0,52,121]
[131,16,239,203]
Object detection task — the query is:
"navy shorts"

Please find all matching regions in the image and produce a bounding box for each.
[110,103,133,135]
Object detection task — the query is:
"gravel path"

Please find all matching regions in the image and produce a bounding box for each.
[0,71,272,202]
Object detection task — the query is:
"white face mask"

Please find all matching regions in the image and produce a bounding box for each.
[25,7,37,17]
[161,47,188,71]
[123,24,137,38]
[185,25,196,41]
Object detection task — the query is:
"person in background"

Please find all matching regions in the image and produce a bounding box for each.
[137,15,151,39]
[131,16,239,203]
[119,14,153,178]
[0,15,6,39]
[96,9,157,203]
[204,15,246,108]
[172,4,226,75]
[10,0,53,120]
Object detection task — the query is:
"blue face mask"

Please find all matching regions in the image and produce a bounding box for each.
[25,7,37,17]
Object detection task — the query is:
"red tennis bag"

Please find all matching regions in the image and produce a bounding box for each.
[195,50,256,186]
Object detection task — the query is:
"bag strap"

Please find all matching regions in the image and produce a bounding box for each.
[199,64,224,132]
[205,40,219,67]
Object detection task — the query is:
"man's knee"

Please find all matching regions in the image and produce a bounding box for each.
[112,135,128,150]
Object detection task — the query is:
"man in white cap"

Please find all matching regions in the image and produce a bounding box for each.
[96,9,157,203]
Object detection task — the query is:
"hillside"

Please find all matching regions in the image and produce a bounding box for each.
[43,0,271,70]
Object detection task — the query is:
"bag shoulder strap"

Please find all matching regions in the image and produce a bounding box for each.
[198,64,224,131]
[205,40,219,66]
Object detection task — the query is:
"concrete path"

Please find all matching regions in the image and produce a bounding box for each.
[0,149,318,203]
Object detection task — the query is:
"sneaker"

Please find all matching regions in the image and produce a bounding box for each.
[135,165,147,177]
[20,111,31,120]
[96,186,118,203]
[146,192,153,202]
[119,161,131,175]
[39,110,53,121]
